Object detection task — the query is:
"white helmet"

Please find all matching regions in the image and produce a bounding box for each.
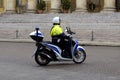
[52,17,61,24]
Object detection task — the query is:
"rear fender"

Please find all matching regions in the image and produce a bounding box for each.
[32,47,39,57]
[39,52,52,60]
[34,47,53,60]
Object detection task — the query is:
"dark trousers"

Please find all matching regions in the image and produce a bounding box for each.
[52,36,71,57]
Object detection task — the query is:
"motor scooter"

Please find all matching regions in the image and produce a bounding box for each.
[29,27,86,66]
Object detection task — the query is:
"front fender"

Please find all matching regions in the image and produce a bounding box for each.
[77,45,85,51]
[72,44,85,56]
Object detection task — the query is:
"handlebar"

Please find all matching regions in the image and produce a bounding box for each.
[66,27,75,35]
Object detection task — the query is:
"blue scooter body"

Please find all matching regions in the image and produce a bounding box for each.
[30,27,86,65]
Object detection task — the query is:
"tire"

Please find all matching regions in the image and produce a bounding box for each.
[73,50,86,64]
[35,51,50,66]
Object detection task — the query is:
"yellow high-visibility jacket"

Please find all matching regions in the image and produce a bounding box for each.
[50,25,63,37]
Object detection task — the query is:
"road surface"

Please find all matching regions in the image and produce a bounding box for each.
[0,42,120,80]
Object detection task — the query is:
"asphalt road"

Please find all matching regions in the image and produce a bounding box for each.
[0,42,120,80]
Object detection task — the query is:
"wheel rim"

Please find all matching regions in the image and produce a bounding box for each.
[74,50,85,62]
[37,54,47,64]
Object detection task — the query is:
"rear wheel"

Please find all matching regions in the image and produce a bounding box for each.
[73,50,86,64]
[35,51,50,66]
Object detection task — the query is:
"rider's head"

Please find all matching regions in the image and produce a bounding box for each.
[52,17,61,25]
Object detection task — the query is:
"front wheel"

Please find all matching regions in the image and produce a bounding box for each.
[73,50,86,64]
[35,51,50,66]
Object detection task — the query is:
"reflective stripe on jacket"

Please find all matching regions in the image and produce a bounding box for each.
[50,25,63,36]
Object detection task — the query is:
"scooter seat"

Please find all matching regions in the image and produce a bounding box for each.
[43,41,52,44]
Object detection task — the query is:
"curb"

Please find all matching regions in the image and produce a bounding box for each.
[0,39,120,47]
[78,41,120,47]
[0,39,34,43]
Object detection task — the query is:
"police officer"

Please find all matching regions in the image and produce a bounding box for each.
[50,17,71,58]
[50,16,64,46]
